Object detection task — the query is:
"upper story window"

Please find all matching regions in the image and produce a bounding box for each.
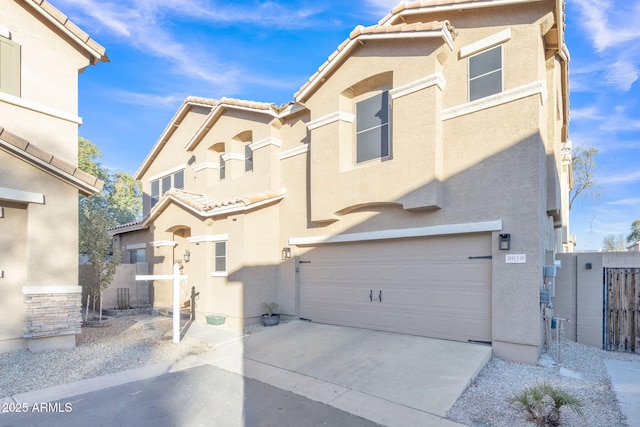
[469,45,502,102]
[219,155,226,180]
[214,241,226,272]
[151,169,184,207]
[355,90,390,164]
[245,145,253,172]
[0,33,21,97]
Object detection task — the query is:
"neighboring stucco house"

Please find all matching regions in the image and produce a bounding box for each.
[123,0,570,364]
[0,0,107,352]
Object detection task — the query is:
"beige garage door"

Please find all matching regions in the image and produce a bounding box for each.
[298,233,492,343]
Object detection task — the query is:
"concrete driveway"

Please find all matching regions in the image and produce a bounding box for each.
[6,320,491,427]
[190,320,492,426]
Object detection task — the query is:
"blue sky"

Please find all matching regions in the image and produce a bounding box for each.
[56,0,639,251]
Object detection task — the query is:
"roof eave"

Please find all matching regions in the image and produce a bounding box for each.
[379,0,545,26]
[295,29,454,103]
[21,0,108,64]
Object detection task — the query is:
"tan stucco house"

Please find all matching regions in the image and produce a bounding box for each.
[0,0,107,352]
[119,0,571,364]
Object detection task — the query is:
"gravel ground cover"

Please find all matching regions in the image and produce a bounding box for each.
[446,339,640,427]
[0,315,211,398]
[2,315,639,427]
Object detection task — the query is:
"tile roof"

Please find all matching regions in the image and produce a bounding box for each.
[166,188,286,213]
[22,0,109,63]
[0,125,104,195]
[294,20,455,101]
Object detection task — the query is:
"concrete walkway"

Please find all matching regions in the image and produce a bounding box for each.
[3,320,492,426]
[605,359,640,427]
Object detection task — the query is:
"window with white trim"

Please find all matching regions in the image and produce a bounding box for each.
[214,241,226,272]
[0,34,20,97]
[245,144,253,172]
[355,91,390,163]
[129,249,146,263]
[150,169,184,207]
[469,45,503,102]
[219,155,226,180]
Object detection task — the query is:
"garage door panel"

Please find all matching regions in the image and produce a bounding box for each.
[299,234,491,343]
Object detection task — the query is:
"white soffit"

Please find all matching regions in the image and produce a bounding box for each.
[289,220,502,246]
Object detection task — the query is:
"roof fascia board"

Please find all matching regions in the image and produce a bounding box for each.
[0,139,102,196]
[295,29,452,103]
[185,103,279,152]
[21,0,105,62]
[381,0,545,26]
[133,101,209,180]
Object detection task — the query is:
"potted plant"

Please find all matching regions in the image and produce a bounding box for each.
[261,302,280,326]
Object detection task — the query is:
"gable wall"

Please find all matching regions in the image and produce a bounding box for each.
[0,1,93,163]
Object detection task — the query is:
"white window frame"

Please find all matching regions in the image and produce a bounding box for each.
[468,45,503,102]
[355,90,391,164]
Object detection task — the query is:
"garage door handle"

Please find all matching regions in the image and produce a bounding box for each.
[370,289,373,302]
[379,290,382,303]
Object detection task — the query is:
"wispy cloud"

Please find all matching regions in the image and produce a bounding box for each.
[606,197,640,206]
[600,170,640,185]
[572,0,640,91]
[54,0,330,95]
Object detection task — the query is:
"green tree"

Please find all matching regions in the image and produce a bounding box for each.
[628,220,640,245]
[569,146,600,210]
[603,234,627,252]
[78,137,140,320]
[78,137,141,226]
[79,209,121,321]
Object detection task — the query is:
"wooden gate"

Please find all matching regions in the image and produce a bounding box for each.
[605,268,640,353]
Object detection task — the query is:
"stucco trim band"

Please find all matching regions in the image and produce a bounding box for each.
[188,234,229,244]
[389,73,446,99]
[279,144,309,160]
[0,186,44,204]
[23,285,82,295]
[289,219,502,246]
[151,240,178,247]
[441,80,547,120]
[250,137,282,151]
[307,111,355,131]
[0,91,82,124]
[147,164,187,182]
[192,162,220,172]
[459,28,511,58]
[221,152,245,162]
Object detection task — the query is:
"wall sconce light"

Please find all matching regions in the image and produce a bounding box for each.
[183,249,191,263]
[498,233,511,251]
[282,247,291,260]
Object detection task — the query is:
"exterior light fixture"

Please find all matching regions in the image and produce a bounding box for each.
[184,249,191,263]
[282,247,291,260]
[498,233,511,251]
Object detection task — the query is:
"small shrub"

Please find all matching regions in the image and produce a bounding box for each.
[262,302,279,316]
[508,382,583,426]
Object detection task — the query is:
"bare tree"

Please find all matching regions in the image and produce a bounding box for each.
[569,146,600,210]
[603,234,627,252]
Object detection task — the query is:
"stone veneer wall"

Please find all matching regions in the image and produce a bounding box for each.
[23,286,83,339]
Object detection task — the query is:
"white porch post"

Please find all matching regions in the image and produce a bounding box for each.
[172,262,180,344]
[135,263,188,344]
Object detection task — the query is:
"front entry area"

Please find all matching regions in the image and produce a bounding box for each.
[297,233,492,343]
